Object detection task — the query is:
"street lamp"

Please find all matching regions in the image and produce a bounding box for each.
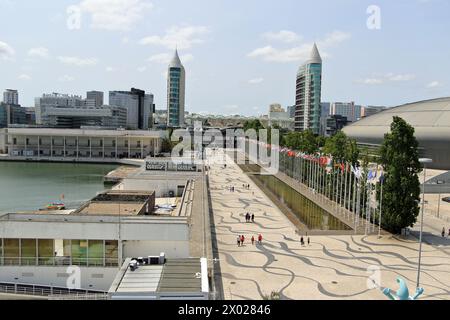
[417,158,432,289]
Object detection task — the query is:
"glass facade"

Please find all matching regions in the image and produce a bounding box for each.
[0,238,118,267]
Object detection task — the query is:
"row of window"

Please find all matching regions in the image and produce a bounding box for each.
[0,239,119,267]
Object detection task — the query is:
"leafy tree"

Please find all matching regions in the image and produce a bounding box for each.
[379,116,421,234]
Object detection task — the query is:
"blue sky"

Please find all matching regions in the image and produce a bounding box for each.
[0,0,449,116]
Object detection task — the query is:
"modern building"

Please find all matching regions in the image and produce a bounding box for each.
[4,128,164,159]
[286,105,295,119]
[35,93,85,125]
[361,105,386,118]
[86,91,104,108]
[268,104,293,130]
[294,43,322,134]
[109,89,154,130]
[319,102,331,136]
[3,89,18,105]
[330,102,361,123]
[0,103,27,128]
[38,105,127,129]
[343,97,450,170]
[24,107,36,125]
[326,115,348,136]
[167,50,186,128]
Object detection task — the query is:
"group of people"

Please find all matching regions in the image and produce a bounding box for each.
[242,183,250,190]
[441,227,450,238]
[237,234,263,247]
[300,236,311,246]
[228,185,235,192]
[245,212,255,223]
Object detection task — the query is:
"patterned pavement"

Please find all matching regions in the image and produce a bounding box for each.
[207,149,450,300]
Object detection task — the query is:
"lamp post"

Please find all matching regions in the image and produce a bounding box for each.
[417,158,432,289]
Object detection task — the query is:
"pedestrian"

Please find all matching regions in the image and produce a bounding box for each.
[251,214,255,223]
[307,237,310,246]
[300,236,304,246]
[241,235,245,246]
[442,227,446,238]
[237,235,241,247]
[448,228,450,238]
[251,236,255,245]
[245,213,249,223]
[258,234,262,244]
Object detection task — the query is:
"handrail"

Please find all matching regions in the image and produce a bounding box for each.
[0,257,118,267]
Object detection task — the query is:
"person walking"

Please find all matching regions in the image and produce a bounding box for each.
[258,234,262,244]
[251,214,255,223]
[442,227,446,238]
[300,236,304,246]
[237,235,241,247]
[241,235,245,246]
[307,237,310,246]
[251,236,255,245]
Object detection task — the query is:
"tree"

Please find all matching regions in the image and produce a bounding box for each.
[379,116,421,234]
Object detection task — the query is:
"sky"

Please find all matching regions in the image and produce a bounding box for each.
[0,0,449,116]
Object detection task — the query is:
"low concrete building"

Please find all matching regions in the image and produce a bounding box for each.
[3,128,165,160]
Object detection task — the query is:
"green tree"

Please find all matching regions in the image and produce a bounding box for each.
[379,116,422,234]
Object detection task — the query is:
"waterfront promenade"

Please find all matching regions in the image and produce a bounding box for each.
[207,149,450,300]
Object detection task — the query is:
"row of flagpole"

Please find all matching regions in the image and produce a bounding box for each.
[254,140,385,236]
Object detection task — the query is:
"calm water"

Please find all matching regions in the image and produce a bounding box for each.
[251,174,351,231]
[0,162,118,213]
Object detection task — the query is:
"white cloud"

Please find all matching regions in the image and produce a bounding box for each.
[105,66,115,72]
[248,30,350,63]
[248,77,264,84]
[28,47,49,59]
[0,41,15,60]
[357,73,416,85]
[78,0,153,31]
[58,75,75,82]
[263,30,301,43]
[148,52,193,64]
[137,66,147,72]
[139,25,210,49]
[58,56,98,66]
[426,81,442,88]
[18,74,32,81]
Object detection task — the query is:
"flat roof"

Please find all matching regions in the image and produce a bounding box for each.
[110,258,204,294]
[76,202,144,216]
[5,127,165,138]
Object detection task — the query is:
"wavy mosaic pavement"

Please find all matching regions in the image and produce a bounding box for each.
[207,149,450,300]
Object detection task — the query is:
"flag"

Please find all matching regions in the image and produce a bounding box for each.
[379,172,385,184]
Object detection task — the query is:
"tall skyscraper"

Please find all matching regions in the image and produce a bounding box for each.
[167,49,186,127]
[3,89,19,105]
[294,43,322,134]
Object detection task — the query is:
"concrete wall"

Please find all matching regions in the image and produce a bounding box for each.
[0,266,118,291]
[0,129,5,153]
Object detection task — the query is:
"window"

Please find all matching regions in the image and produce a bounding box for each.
[4,239,19,265]
[21,239,36,266]
[88,240,104,267]
[71,240,88,266]
[38,239,54,266]
[105,240,118,266]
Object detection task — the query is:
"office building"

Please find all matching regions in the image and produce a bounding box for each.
[86,91,104,108]
[167,50,186,128]
[294,43,322,134]
[319,102,331,136]
[330,102,362,123]
[0,103,27,128]
[287,105,296,119]
[3,89,18,105]
[361,105,386,118]
[35,93,85,125]
[326,114,348,136]
[109,89,153,130]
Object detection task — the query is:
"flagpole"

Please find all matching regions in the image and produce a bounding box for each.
[343,163,348,220]
[378,177,383,238]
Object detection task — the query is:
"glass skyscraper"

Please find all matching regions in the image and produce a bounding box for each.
[167,50,186,127]
[294,43,322,134]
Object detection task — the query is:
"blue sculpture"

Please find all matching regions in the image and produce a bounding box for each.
[382,278,424,300]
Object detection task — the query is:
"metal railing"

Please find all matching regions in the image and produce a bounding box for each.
[0,282,107,299]
[0,257,118,267]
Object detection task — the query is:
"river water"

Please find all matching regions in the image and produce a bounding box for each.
[0,162,118,213]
